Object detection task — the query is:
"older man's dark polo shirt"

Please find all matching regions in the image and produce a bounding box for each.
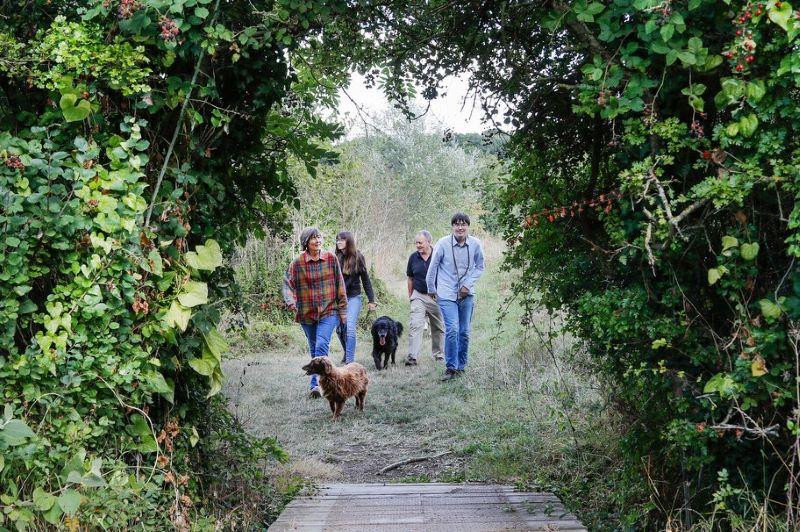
[406,251,432,295]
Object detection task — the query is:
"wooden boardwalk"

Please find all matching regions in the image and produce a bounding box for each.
[269,483,586,531]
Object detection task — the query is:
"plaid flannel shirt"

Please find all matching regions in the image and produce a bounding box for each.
[282,250,348,324]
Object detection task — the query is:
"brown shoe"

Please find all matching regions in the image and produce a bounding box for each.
[440,369,457,382]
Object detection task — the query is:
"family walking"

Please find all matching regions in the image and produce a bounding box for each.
[282,212,485,396]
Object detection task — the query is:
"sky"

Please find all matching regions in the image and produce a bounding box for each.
[336,72,499,137]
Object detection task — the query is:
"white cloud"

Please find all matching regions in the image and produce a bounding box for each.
[337,72,499,136]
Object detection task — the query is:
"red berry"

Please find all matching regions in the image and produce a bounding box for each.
[736,64,744,71]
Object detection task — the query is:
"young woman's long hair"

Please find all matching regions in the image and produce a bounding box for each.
[336,231,361,275]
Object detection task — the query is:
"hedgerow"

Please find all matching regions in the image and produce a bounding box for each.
[0,0,344,528]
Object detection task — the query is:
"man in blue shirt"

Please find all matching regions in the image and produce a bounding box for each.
[426,213,485,381]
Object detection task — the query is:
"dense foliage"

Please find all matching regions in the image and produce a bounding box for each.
[326,0,800,526]
[0,0,346,528]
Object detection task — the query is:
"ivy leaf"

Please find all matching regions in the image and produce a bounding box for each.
[751,355,768,377]
[740,242,759,260]
[57,489,82,516]
[177,281,208,307]
[185,239,223,271]
[60,94,91,122]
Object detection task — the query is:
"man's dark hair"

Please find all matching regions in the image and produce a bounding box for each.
[451,212,470,226]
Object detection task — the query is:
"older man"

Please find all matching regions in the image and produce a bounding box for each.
[405,230,445,366]
[426,213,485,381]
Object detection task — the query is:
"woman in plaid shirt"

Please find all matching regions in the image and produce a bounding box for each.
[282,227,348,398]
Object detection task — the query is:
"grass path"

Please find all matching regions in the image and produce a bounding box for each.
[221,240,526,485]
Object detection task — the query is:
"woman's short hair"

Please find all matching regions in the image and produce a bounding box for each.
[416,230,432,243]
[451,212,470,226]
[299,226,321,251]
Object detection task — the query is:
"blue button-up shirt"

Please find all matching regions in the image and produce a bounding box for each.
[426,234,485,301]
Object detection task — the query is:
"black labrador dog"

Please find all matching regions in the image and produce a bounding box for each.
[371,316,404,370]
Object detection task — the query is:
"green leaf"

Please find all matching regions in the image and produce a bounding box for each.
[703,373,738,397]
[202,328,228,362]
[739,113,759,137]
[759,299,782,321]
[746,80,766,102]
[188,357,215,376]
[586,1,605,15]
[185,239,223,271]
[145,371,174,403]
[1,419,35,445]
[708,267,727,285]
[751,355,768,377]
[740,242,759,260]
[165,301,191,331]
[195,6,209,18]
[33,488,56,512]
[722,236,739,251]
[177,281,208,307]
[725,122,739,137]
[60,94,91,122]
[43,503,62,525]
[57,489,82,516]
[147,250,163,276]
[660,23,674,42]
[769,0,793,31]
[651,338,668,349]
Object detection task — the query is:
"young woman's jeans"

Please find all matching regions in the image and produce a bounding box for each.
[339,295,362,363]
[438,295,475,371]
[301,314,340,389]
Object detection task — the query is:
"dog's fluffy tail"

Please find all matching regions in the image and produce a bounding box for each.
[396,321,404,337]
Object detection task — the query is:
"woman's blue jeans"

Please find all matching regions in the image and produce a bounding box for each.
[342,295,362,363]
[438,295,475,371]
[300,314,340,389]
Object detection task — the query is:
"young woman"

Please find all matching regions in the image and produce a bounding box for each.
[334,231,377,364]
[282,227,348,398]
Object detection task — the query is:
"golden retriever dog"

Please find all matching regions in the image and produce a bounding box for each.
[301,357,369,420]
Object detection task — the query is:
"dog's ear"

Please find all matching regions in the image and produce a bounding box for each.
[395,321,404,337]
[321,356,333,374]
